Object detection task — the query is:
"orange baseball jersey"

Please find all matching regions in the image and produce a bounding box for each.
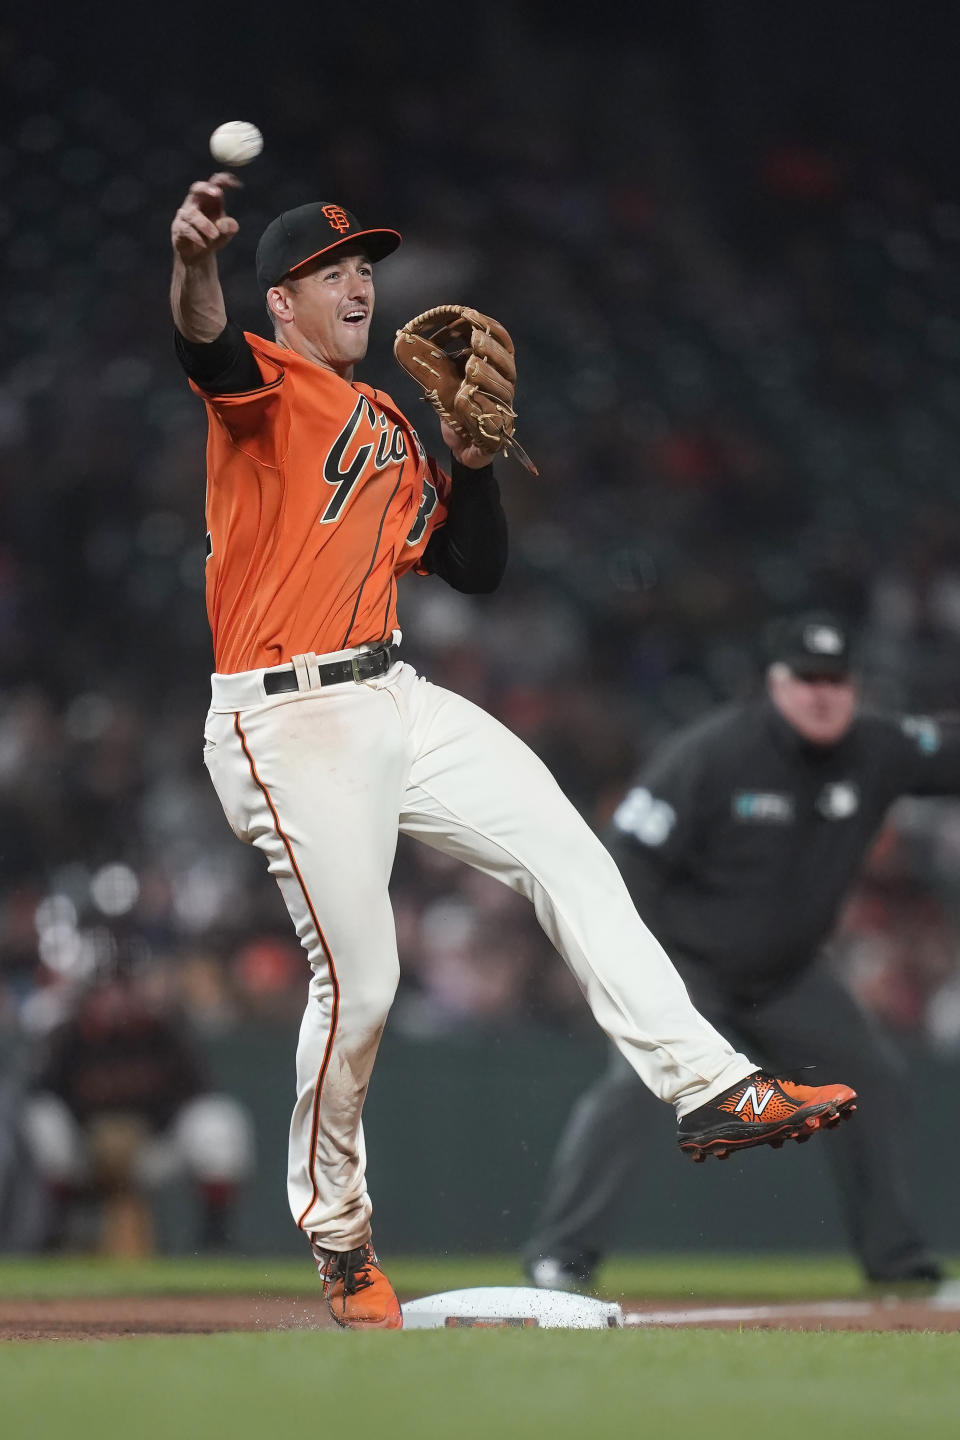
[190,333,451,674]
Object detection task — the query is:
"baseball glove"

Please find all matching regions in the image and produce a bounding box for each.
[394,305,538,474]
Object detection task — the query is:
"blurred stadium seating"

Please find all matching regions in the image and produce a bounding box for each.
[3,3,960,1089]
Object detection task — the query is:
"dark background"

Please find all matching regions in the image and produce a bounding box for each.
[3,1,960,1251]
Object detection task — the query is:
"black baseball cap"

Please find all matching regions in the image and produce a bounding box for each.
[767,612,854,679]
[255,202,401,292]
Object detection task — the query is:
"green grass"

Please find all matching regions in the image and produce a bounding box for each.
[0,1250,892,1300]
[2,1255,959,1440]
[2,1329,960,1440]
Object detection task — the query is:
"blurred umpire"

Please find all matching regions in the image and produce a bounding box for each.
[524,613,956,1289]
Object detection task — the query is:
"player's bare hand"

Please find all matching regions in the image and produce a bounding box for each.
[171,172,243,265]
[440,421,494,470]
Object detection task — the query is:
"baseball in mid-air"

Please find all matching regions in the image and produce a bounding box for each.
[209,121,263,167]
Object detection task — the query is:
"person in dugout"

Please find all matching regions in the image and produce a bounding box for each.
[21,949,254,1253]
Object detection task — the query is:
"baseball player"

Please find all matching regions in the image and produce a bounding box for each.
[524,614,952,1292]
[169,175,857,1329]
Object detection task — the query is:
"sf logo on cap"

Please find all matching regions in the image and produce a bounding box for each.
[323,205,351,233]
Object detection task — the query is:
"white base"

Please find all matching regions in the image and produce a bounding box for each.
[401,1286,623,1330]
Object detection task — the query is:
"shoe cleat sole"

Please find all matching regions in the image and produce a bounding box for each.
[329,1312,404,1331]
[679,1103,853,1162]
[821,1099,857,1130]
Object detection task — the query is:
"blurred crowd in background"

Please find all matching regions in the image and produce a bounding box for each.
[4,1,960,1107]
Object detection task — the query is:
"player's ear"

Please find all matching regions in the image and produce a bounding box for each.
[267,285,293,325]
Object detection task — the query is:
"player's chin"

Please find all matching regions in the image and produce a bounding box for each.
[340,329,370,363]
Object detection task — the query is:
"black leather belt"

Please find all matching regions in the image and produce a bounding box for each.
[263,644,396,696]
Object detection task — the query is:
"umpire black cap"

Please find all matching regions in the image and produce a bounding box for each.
[256,203,401,292]
[767,612,854,678]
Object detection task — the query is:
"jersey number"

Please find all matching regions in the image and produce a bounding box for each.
[405,478,439,546]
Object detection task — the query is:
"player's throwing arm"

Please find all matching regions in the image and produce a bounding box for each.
[170,172,242,342]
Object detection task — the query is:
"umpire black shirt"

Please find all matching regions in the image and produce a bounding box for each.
[606,698,960,995]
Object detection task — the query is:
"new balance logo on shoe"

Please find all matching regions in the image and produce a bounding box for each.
[676,1071,858,1163]
[734,1083,775,1117]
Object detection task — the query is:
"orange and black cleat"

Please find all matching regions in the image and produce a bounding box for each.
[677,1071,857,1163]
[313,1241,403,1329]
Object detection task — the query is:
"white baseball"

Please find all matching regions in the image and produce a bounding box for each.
[209,121,263,167]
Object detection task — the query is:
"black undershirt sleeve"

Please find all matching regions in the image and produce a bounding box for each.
[421,461,508,594]
[174,320,263,393]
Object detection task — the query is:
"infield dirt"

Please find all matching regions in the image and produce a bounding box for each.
[3,1291,960,1341]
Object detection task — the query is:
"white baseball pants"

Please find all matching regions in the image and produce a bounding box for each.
[204,650,754,1251]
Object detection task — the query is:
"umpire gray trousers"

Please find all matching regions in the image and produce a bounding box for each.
[523,958,938,1282]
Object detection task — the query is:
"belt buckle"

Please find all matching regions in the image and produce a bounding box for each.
[351,654,363,683]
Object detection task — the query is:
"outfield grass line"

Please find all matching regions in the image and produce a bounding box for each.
[0,1252,954,1301]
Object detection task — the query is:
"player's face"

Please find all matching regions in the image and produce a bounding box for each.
[767,664,858,746]
[271,249,375,375]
